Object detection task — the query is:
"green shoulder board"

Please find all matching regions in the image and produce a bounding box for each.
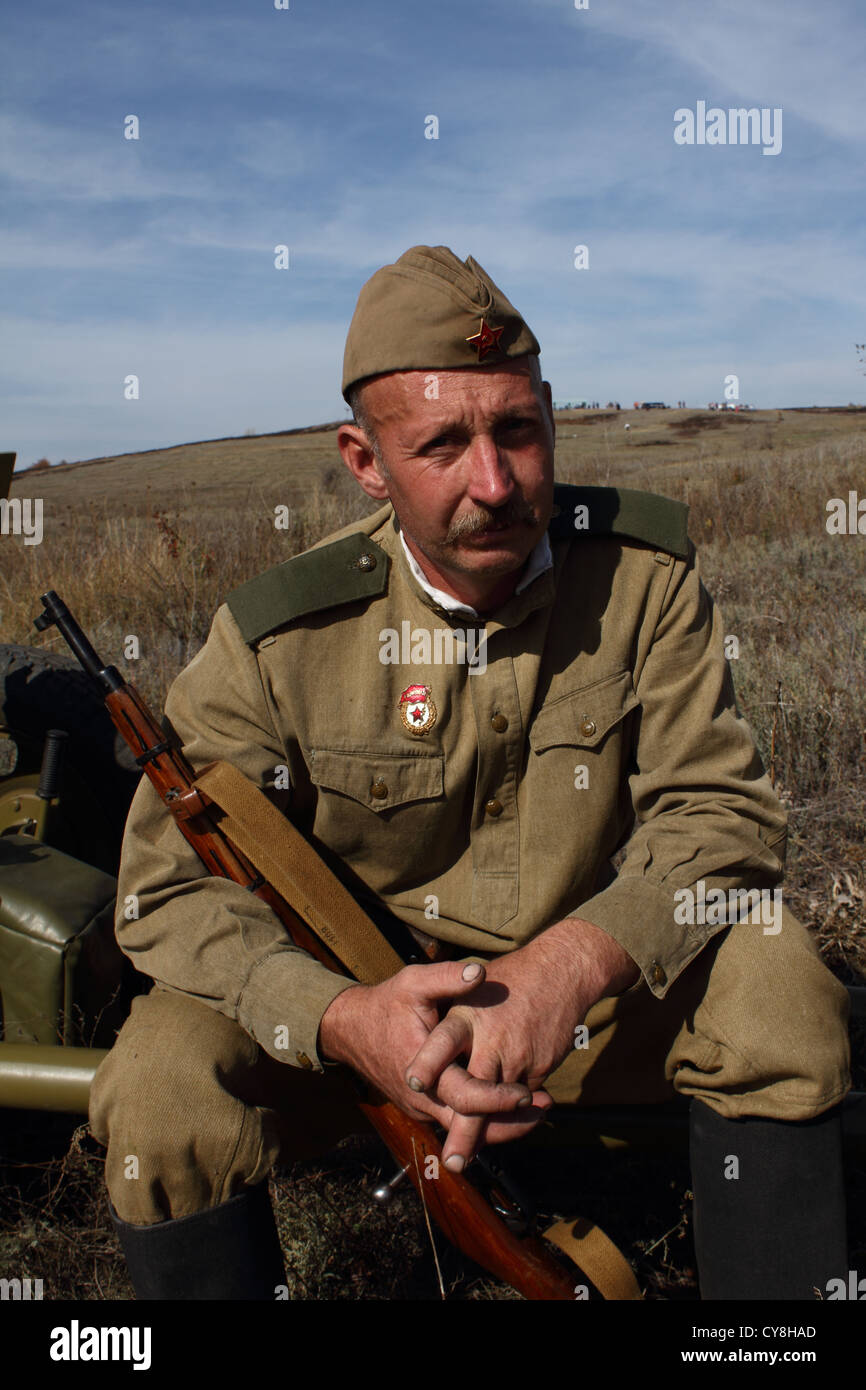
[549,484,690,559]
[226,533,390,646]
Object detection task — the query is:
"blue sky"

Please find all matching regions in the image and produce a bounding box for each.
[3,0,865,467]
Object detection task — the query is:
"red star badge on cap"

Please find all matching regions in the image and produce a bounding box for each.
[466,318,504,361]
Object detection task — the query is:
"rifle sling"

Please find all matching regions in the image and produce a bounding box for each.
[193,760,404,985]
[543,1216,642,1300]
[193,759,643,1301]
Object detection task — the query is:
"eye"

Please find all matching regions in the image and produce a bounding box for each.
[423,432,458,451]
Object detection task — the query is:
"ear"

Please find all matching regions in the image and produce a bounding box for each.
[542,378,556,446]
[337,424,390,501]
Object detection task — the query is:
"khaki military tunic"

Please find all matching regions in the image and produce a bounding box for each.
[115,483,793,1061]
[92,484,851,1223]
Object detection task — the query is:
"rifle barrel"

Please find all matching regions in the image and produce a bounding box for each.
[35,590,124,693]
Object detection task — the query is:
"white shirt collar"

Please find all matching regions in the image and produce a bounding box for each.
[398,527,553,619]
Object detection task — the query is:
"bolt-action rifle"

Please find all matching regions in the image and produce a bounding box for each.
[35,589,584,1300]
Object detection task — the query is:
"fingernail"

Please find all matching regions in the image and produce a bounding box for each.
[462,962,482,981]
[444,1154,465,1173]
[517,1095,532,1108]
[407,1075,425,1093]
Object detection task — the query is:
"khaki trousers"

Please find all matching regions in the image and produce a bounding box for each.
[89,906,851,1224]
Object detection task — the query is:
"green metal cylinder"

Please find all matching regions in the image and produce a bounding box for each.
[0,1043,108,1113]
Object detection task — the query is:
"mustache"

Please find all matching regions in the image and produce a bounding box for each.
[446,499,538,542]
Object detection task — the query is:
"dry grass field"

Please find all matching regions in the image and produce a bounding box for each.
[1,405,865,1300]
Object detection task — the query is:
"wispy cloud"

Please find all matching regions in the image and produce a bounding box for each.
[2,0,863,466]
[551,0,866,146]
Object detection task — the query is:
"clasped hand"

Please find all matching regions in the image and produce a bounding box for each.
[318,918,634,1171]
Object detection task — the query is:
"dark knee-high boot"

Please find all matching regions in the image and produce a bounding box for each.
[110,1181,287,1300]
[689,1098,848,1300]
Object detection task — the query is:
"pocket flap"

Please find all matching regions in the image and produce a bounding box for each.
[529,670,638,753]
[310,748,445,811]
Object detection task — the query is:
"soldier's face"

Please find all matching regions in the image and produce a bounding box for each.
[355,360,555,597]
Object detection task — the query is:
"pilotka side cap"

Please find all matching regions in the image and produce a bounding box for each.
[341,244,541,400]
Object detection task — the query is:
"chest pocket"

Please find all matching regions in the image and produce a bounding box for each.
[309,748,445,813]
[529,669,639,753]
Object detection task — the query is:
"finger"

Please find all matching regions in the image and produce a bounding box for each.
[417,1061,531,1116]
[405,1011,531,1111]
[440,1059,535,1172]
[441,1050,498,1171]
[434,1060,532,1115]
[475,1099,553,1146]
[399,959,487,1011]
[442,1093,552,1169]
[525,1072,559,1098]
[405,1009,472,1092]
[441,1110,485,1172]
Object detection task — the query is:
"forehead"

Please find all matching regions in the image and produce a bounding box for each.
[362,360,541,430]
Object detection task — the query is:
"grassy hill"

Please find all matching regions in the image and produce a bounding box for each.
[10,404,866,522]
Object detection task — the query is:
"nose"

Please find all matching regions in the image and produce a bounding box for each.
[464,433,515,510]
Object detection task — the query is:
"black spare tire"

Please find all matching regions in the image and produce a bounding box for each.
[0,644,141,874]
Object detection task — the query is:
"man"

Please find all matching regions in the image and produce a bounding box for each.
[90,245,850,1300]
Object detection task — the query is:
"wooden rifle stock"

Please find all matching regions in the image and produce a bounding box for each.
[35,590,577,1300]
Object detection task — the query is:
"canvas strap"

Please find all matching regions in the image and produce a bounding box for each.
[194,760,404,984]
[543,1216,642,1300]
[193,759,642,1301]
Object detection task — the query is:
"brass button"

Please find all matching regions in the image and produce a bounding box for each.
[485,798,503,818]
[370,779,388,800]
[491,713,508,733]
[648,961,667,988]
[355,553,376,572]
[580,718,597,738]
[295,1051,314,1070]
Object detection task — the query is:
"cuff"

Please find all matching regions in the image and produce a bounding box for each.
[572,877,726,999]
[236,951,360,1071]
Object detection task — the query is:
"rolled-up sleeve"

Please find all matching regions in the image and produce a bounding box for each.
[575,542,788,996]
[114,605,356,1069]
